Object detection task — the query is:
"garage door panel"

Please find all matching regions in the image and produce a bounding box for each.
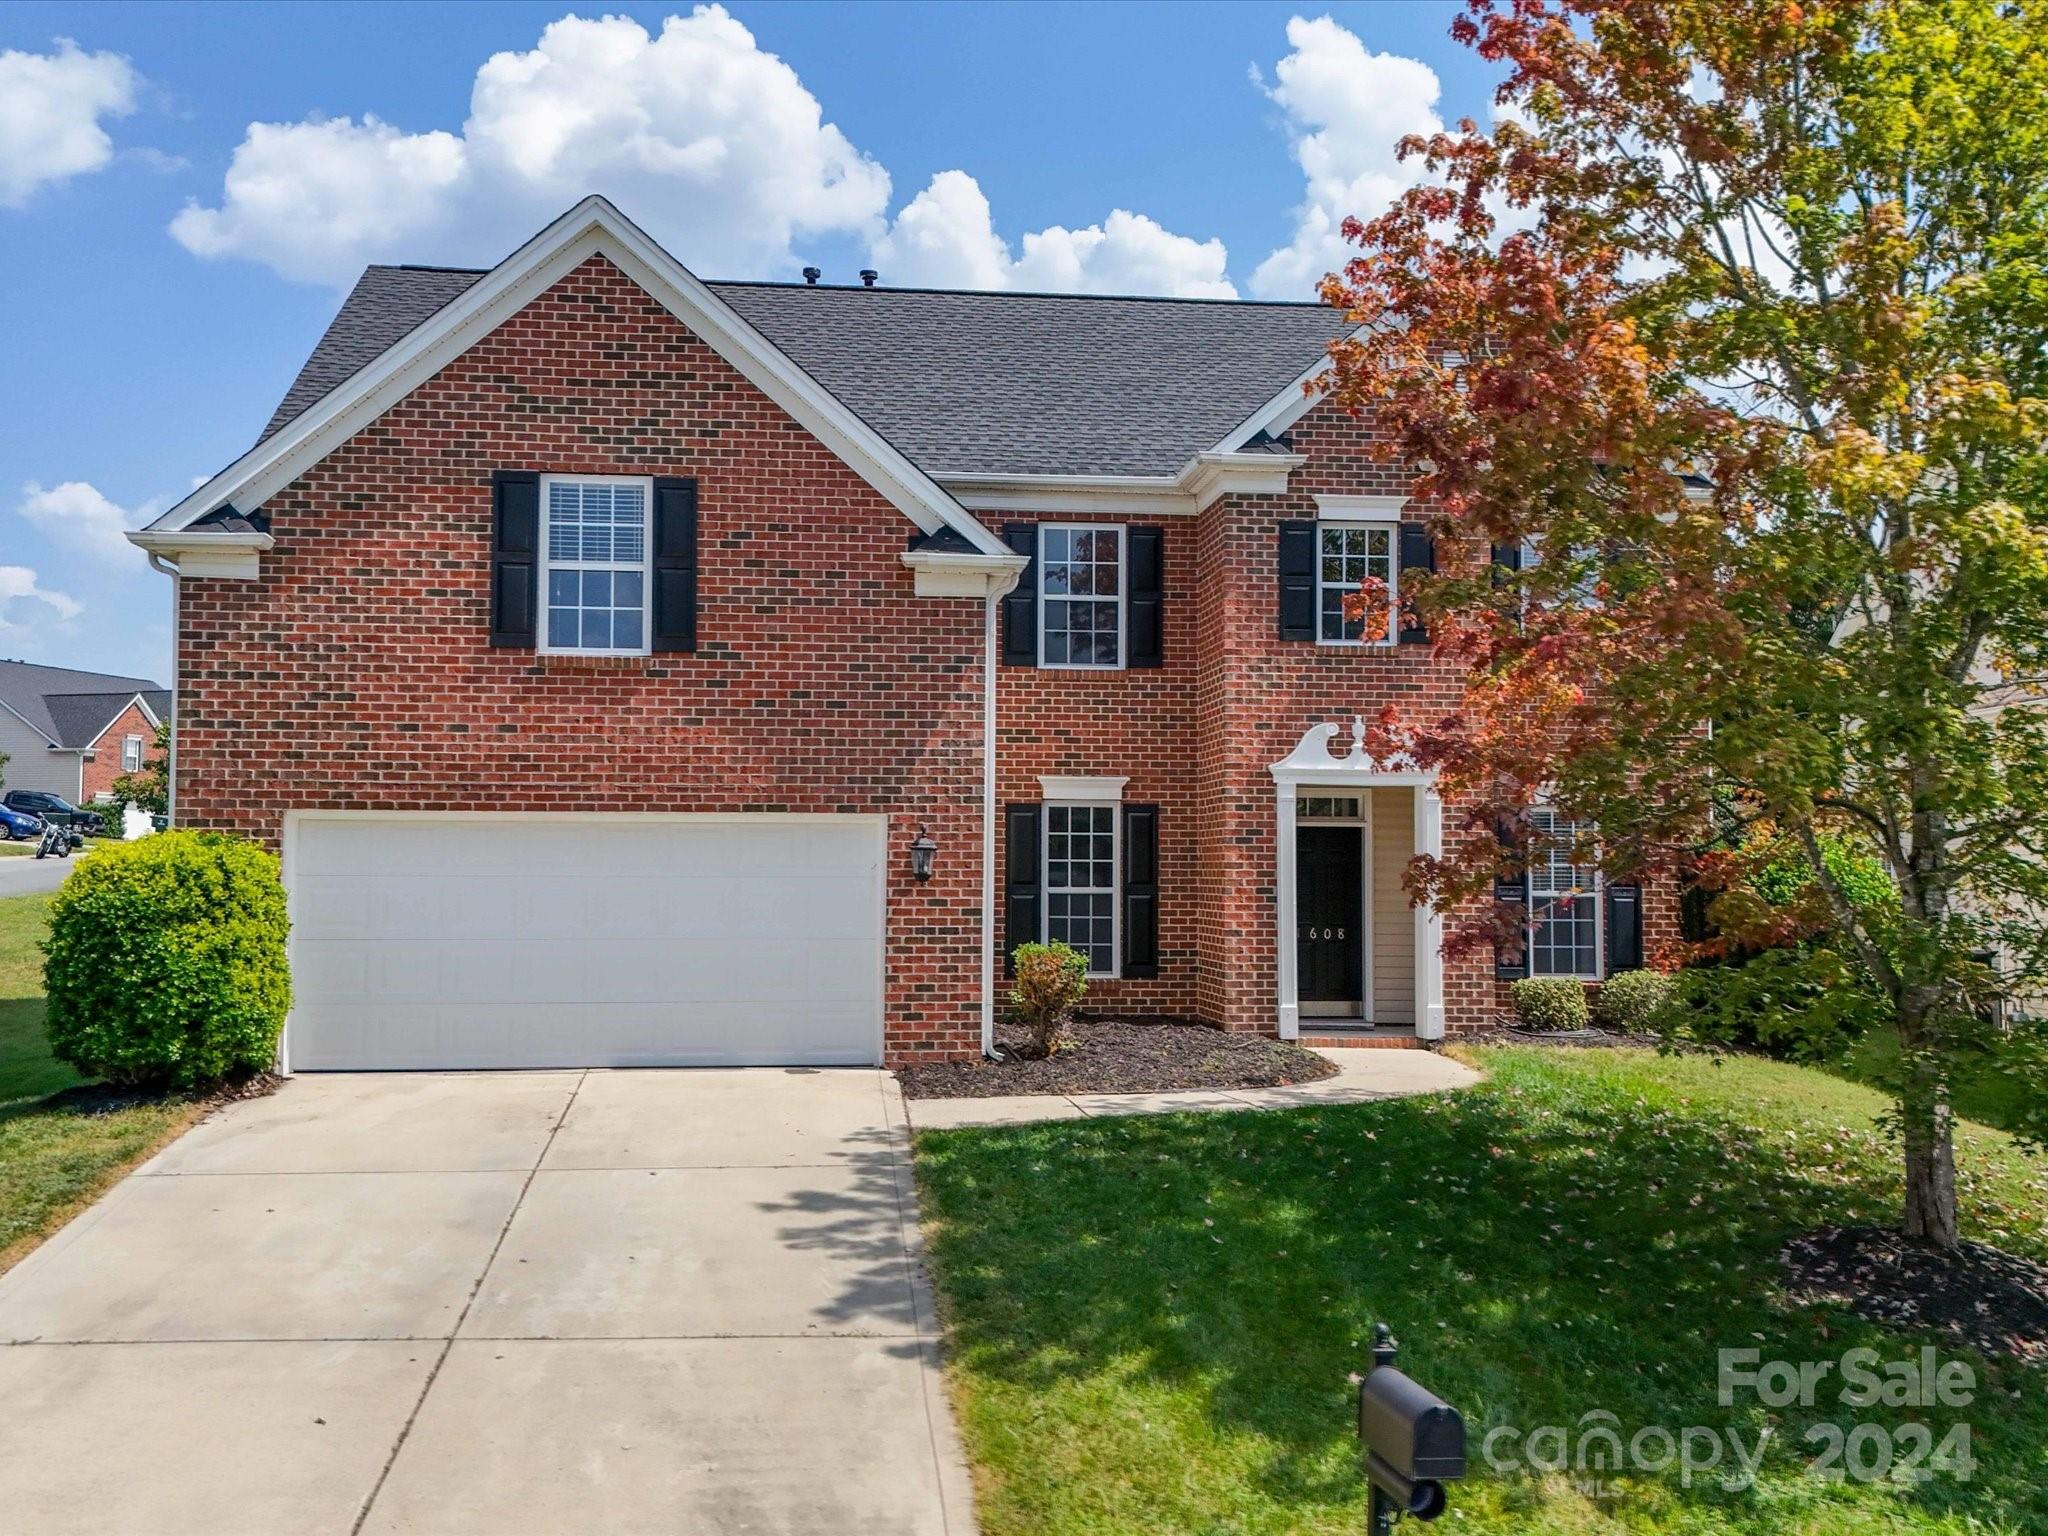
[287,817,884,1070]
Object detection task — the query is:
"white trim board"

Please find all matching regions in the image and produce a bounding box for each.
[149,196,1010,563]
[1268,721,1445,1041]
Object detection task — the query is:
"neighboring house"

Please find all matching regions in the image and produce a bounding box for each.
[0,660,170,805]
[132,196,1676,1071]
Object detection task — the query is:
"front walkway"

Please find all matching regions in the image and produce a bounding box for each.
[907,1046,1478,1129]
[0,1068,972,1535]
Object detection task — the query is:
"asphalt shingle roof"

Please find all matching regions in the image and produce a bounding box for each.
[261,265,1346,478]
[0,662,168,748]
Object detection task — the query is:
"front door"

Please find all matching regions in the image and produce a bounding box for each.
[1297,825,1363,1016]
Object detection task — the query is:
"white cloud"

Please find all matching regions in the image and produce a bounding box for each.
[171,7,890,285]
[170,117,467,284]
[18,481,159,564]
[0,566,82,633]
[0,39,137,207]
[873,171,1236,297]
[172,6,1233,298]
[1249,16,1444,300]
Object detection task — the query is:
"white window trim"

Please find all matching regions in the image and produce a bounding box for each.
[1526,808,1604,981]
[122,735,143,773]
[1038,775,1127,803]
[538,473,655,658]
[1037,523,1127,671]
[1315,495,1408,519]
[1314,517,1401,649]
[1044,800,1120,979]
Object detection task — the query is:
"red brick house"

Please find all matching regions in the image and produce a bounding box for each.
[134,198,1668,1071]
[0,660,168,808]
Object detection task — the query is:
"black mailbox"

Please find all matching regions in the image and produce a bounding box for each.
[1360,1367,1467,1481]
[1357,1325,1465,1527]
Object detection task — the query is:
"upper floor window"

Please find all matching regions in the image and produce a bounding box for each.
[121,734,143,773]
[1318,522,1398,645]
[1527,805,1601,978]
[541,475,651,656]
[1038,524,1124,669]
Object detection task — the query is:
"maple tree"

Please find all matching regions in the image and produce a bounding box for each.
[1323,0,2048,1247]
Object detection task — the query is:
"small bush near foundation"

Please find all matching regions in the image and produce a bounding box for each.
[43,831,291,1090]
[1009,942,1089,1060]
[1510,976,1590,1032]
[1594,968,1675,1032]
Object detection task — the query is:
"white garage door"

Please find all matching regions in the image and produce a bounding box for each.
[286,815,885,1070]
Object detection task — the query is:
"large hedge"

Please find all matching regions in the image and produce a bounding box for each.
[43,831,291,1089]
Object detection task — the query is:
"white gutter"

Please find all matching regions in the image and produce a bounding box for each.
[144,551,180,825]
[982,590,999,1058]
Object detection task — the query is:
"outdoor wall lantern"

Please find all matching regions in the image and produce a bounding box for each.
[909,824,938,882]
[1358,1323,1465,1529]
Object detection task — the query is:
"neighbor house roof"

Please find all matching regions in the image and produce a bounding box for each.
[262,265,1347,478]
[0,662,169,748]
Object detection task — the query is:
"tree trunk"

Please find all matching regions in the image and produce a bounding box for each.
[1899,1057,1960,1248]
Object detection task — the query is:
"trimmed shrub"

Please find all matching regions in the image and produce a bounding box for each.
[1008,941,1089,1059]
[1594,968,1675,1032]
[43,830,290,1089]
[1510,976,1590,1032]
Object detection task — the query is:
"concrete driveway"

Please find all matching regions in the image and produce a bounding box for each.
[0,1069,974,1535]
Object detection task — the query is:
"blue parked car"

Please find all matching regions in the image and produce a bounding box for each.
[0,802,44,841]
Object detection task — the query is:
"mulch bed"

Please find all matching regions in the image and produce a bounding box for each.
[34,1071,283,1119]
[1782,1224,2048,1362]
[895,1017,1341,1100]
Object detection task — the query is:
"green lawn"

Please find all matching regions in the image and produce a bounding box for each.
[0,892,199,1272]
[913,1046,2048,1536]
[1829,1028,2036,1139]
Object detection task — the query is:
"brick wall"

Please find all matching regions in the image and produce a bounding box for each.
[80,701,155,804]
[173,254,988,1062]
[179,254,1677,1059]
[985,399,1677,1037]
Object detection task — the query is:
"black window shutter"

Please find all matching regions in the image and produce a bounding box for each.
[1605,882,1644,974]
[650,477,699,653]
[1004,802,1043,975]
[1277,520,1316,640]
[1001,523,1038,666]
[1398,522,1435,644]
[1495,872,1530,979]
[1122,804,1160,977]
[489,471,540,647]
[1127,526,1164,668]
[1490,542,1523,573]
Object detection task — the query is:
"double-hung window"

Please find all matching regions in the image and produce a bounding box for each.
[540,474,652,656]
[1317,521,1398,645]
[121,735,143,773]
[1038,524,1124,668]
[1045,803,1119,976]
[1527,805,1601,978]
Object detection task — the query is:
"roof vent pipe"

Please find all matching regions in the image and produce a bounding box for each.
[859,269,878,287]
[802,266,822,285]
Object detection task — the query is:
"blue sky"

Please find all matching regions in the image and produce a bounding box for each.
[0,1,1502,683]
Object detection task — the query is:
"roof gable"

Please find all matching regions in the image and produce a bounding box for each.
[0,662,167,746]
[151,197,1010,559]
[254,265,1346,481]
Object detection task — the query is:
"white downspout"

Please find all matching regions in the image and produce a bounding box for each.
[981,589,999,1058]
[145,552,180,826]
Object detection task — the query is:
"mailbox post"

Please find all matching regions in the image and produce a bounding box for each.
[1358,1323,1465,1532]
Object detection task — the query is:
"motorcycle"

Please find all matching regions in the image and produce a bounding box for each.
[34,820,71,860]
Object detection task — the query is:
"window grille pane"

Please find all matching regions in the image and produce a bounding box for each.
[1046,805,1117,972]
[1039,527,1123,666]
[1528,808,1599,975]
[543,480,651,653]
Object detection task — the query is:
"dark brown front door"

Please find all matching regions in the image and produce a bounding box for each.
[1297,825,1363,1013]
